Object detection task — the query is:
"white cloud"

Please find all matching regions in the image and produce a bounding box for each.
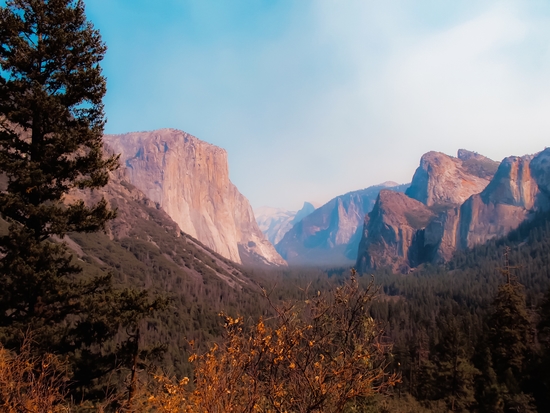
[379,3,550,159]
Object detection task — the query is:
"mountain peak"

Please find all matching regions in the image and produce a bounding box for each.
[291,202,316,225]
[379,181,400,188]
[405,150,496,207]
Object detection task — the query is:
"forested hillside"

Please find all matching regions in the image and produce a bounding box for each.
[173,207,550,412]
[362,210,550,411]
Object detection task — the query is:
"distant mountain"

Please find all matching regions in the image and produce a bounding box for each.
[104,129,285,267]
[276,182,409,266]
[255,202,316,245]
[356,148,550,273]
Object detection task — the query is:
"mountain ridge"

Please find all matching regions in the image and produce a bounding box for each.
[356,148,550,273]
[276,182,409,266]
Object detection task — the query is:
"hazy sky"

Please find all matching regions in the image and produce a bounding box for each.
[83,0,550,210]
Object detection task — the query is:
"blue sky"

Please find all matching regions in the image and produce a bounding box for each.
[83,0,550,210]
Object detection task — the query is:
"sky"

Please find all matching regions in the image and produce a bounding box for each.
[82,0,550,211]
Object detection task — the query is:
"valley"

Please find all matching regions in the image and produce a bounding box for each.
[70,126,550,410]
[2,1,550,410]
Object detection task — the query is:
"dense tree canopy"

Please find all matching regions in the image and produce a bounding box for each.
[0,0,118,241]
[0,0,165,405]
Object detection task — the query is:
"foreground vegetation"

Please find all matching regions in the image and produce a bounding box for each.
[2,211,550,412]
[0,275,399,412]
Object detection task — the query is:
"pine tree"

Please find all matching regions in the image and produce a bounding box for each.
[487,281,536,412]
[432,316,478,412]
[0,0,164,401]
[489,283,532,383]
[475,344,505,413]
[532,288,550,411]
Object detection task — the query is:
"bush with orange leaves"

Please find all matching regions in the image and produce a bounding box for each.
[150,272,399,413]
[0,338,68,413]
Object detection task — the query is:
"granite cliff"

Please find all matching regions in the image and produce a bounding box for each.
[457,153,549,249]
[66,164,254,286]
[423,152,550,264]
[405,150,497,207]
[276,182,408,266]
[356,190,435,272]
[104,129,286,267]
[356,148,550,273]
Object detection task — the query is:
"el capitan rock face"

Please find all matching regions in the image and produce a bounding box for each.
[276,183,408,266]
[66,164,254,290]
[356,148,550,273]
[104,129,286,267]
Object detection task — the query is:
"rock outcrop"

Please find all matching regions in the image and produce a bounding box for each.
[424,153,548,263]
[357,148,550,273]
[104,129,286,267]
[405,150,497,207]
[356,190,435,273]
[276,183,408,266]
[255,202,316,246]
[458,153,549,250]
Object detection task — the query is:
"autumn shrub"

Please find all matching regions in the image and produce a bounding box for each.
[149,271,399,413]
[0,338,68,413]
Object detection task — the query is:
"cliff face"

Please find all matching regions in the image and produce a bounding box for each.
[276,183,408,266]
[458,153,549,250]
[356,190,435,273]
[104,129,286,267]
[405,150,497,207]
[419,154,540,264]
[64,164,255,290]
[356,148,550,273]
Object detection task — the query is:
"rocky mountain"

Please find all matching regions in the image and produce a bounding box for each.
[356,190,436,273]
[356,148,550,273]
[456,153,549,248]
[405,150,497,207]
[255,202,316,245]
[48,163,285,376]
[104,129,285,267]
[276,182,409,266]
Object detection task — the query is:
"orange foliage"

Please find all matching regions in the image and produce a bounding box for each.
[0,338,68,413]
[149,272,399,413]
